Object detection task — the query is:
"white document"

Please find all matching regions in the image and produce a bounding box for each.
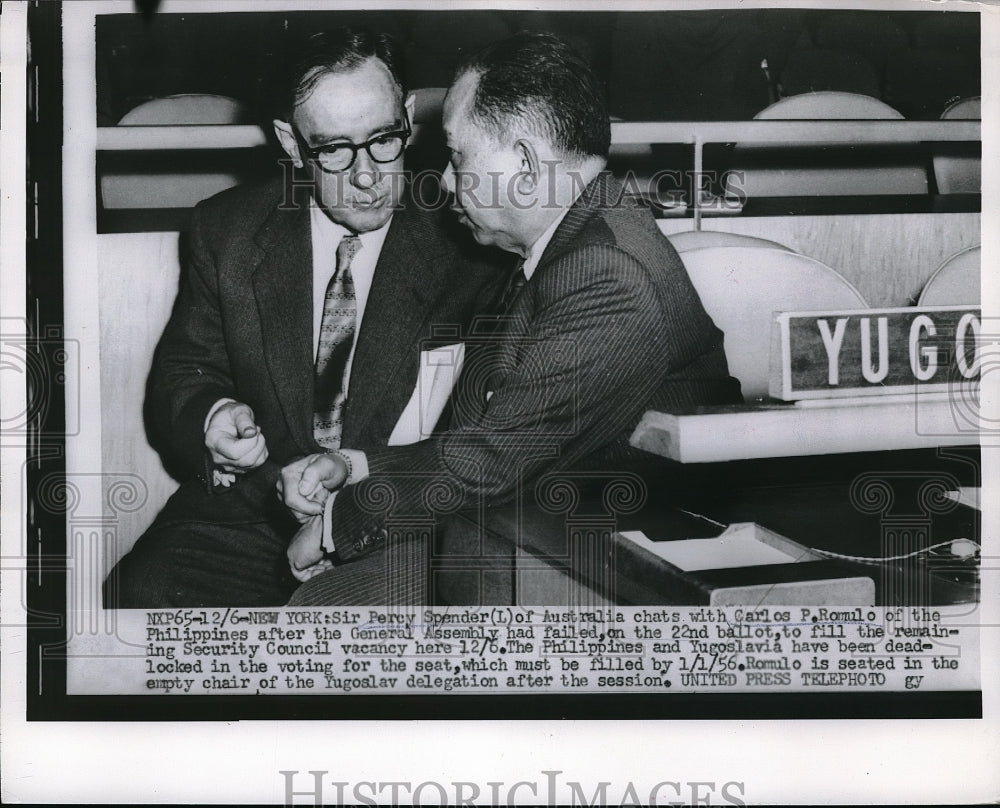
[945,486,981,511]
[322,342,467,552]
[387,342,466,445]
[619,524,803,571]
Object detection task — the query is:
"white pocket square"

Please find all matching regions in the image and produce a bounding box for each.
[387,343,465,446]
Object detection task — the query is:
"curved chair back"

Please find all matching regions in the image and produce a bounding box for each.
[933,96,981,194]
[918,245,981,306]
[662,227,791,253]
[754,91,904,120]
[725,92,928,199]
[679,246,868,400]
[102,94,253,209]
[116,93,252,125]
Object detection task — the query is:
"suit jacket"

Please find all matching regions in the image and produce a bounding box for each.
[147,177,509,519]
[329,173,743,559]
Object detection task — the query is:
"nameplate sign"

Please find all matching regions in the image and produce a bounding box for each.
[769,306,981,401]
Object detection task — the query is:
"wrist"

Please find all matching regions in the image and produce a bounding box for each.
[325,448,369,485]
[327,449,352,483]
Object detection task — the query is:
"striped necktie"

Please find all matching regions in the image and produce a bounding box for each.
[497,260,528,314]
[313,235,361,449]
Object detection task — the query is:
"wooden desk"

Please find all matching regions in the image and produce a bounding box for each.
[435,449,979,608]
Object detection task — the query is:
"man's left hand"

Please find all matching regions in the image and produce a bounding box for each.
[286,515,334,582]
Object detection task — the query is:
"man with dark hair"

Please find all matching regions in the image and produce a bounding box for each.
[104,28,508,607]
[283,32,741,605]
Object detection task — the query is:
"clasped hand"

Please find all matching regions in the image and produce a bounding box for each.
[277,452,350,522]
[278,453,350,582]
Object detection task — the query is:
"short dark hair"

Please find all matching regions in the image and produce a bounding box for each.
[457,32,611,161]
[274,28,407,121]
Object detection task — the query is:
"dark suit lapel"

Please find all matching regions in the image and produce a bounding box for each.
[489,173,620,388]
[535,172,621,271]
[345,204,448,444]
[250,196,316,453]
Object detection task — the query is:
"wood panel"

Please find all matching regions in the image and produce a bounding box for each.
[659,212,981,307]
[98,232,181,562]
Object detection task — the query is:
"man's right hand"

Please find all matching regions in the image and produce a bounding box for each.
[205,401,269,473]
[277,452,349,523]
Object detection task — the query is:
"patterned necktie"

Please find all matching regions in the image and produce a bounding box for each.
[313,235,361,449]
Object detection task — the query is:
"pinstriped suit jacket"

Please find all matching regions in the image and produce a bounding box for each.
[146,177,509,522]
[329,173,742,560]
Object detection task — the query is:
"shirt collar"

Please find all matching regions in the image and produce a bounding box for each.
[521,207,570,281]
[309,197,393,254]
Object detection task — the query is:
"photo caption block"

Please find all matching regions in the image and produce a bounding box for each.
[69,605,979,695]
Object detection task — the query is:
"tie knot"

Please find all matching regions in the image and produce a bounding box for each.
[336,235,362,271]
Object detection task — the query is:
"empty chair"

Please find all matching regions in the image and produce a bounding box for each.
[933,96,981,195]
[884,48,980,119]
[724,92,928,199]
[116,93,252,126]
[679,246,868,400]
[778,48,882,99]
[660,227,791,253]
[754,91,905,120]
[101,94,255,209]
[917,245,981,306]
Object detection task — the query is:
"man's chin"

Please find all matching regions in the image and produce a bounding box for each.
[453,212,488,243]
[329,204,394,234]
[463,223,508,252]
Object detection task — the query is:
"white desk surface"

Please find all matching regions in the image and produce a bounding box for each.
[630,394,980,463]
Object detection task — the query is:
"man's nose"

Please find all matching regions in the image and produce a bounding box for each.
[350,149,379,189]
[440,162,456,196]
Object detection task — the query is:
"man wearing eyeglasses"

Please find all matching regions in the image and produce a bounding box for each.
[281,32,741,605]
[104,29,508,607]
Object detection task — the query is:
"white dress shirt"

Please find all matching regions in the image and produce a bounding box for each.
[206,200,390,484]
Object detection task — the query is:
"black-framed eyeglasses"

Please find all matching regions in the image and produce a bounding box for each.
[293,121,411,173]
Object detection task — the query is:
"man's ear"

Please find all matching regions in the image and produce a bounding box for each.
[273,118,302,167]
[514,138,540,195]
